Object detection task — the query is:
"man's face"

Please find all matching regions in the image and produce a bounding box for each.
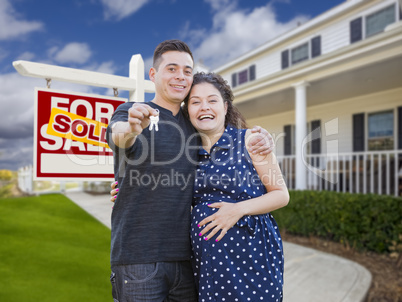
[150,51,194,105]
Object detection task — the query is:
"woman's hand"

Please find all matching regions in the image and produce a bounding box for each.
[110,181,118,202]
[198,202,245,242]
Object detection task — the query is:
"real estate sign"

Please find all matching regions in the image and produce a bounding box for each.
[34,88,125,180]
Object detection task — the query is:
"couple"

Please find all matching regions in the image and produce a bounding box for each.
[106,40,289,302]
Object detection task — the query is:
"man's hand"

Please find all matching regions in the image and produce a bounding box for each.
[248,126,275,155]
[127,103,159,137]
[111,103,159,148]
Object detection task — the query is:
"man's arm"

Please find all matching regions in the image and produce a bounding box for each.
[247,126,275,155]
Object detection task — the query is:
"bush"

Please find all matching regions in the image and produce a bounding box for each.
[0,169,13,181]
[0,183,13,199]
[274,190,402,254]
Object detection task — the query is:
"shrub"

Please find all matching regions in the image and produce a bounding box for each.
[0,169,13,181]
[274,190,402,254]
[0,183,13,198]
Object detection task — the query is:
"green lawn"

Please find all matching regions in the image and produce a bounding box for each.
[0,194,112,301]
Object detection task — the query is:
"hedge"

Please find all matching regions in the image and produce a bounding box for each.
[274,190,402,254]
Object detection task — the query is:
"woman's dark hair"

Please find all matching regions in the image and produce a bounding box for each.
[183,72,248,129]
[153,40,193,70]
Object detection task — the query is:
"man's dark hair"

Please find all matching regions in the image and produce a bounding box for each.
[153,39,194,70]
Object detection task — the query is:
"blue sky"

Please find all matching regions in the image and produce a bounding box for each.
[0,0,345,171]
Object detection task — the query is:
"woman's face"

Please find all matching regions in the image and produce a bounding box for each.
[187,82,227,136]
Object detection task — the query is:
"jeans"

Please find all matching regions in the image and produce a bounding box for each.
[110,261,197,302]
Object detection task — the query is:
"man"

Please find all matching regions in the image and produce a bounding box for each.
[106,40,273,302]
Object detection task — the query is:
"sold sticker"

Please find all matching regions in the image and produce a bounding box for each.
[47,108,109,149]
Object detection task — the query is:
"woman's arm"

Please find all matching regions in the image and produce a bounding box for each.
[198,129,289,241]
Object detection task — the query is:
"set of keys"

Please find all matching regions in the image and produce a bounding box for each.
[149,109,159,131]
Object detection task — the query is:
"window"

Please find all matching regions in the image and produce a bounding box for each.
[291,43,309,65]
[366,4,396,38]
[281,35,321,69]
[231,64,256,87]
[350,4,397,44]
[368,110,394,150]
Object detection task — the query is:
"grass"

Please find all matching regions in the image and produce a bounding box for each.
[0,194,112,302]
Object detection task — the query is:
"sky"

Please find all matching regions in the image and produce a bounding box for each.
[0,0,345,171]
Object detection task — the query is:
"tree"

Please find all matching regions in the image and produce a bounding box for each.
[0,170,13,181]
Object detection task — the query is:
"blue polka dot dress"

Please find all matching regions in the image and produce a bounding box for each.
[190,125,284,302]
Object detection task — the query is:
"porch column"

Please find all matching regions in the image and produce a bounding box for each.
[292,81,309,190]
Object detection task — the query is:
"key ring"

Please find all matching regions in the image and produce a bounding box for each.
[149,109,160,131]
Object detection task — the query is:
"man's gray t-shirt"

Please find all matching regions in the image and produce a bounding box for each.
[106,102,199,265]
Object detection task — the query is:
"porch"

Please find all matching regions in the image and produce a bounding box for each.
[278,150,402,197]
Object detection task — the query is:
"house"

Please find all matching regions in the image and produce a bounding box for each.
[211,0,402,196]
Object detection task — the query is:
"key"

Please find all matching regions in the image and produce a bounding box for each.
[149,109,159,131]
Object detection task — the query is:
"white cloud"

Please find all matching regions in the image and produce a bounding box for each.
[16,51,36,61]
[0,0,43,40]
[204,0,236,13]
[0,71,98,170]
[100,0,149,21]
[52,42,92,64]
[143,56,153,75]
[184,1,309,68]
[0,73,39,139]
[0,48,8,63]
[0,137,34,170]
[0,66,117,140]
[84,61,117,75]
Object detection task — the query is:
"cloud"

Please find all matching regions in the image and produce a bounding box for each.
[0,56,121,170]
[100,0,149,21]
[83,61,117,75]
[0,73,40,139]
[184,1,309,68]
[0,0,43,40]
[0,48,8,63]
[0,137,34,171]
[0,72,93,139]
[204,0,236,13]
[51,42,92,64]
[0,71,98,170]
[16,51,36,61]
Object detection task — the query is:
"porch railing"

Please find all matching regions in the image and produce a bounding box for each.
[277,150,402,197]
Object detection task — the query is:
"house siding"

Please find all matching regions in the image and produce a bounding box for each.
[322,20,349,54]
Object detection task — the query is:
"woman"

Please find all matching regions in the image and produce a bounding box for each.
[183,72,289,302]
